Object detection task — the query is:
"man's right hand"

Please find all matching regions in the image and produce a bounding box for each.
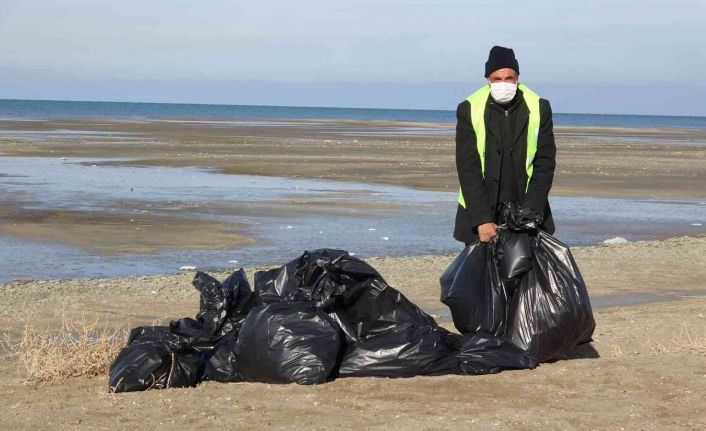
[477,222,497,242]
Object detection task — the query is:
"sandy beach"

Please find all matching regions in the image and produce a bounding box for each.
[0,235,705,429]
[0,118,705,429]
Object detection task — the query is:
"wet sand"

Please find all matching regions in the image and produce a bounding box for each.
[1,118,705,198]
[1,235,705,429]
[0,205,253,255]
[1,118,704,256]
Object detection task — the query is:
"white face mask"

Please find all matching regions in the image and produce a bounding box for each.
[489,81,517,103]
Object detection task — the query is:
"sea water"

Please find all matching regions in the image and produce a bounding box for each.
[2,98,706,129]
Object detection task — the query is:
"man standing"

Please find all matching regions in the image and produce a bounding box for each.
[454,46,556,243]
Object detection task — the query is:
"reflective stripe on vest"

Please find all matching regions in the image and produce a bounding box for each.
[457,83,541,208]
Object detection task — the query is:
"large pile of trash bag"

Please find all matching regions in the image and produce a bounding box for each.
[109,204,595,392]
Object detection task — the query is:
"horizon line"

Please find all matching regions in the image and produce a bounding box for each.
[1,97,705,119]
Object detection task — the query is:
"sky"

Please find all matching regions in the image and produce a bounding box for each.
[1,0,705,115]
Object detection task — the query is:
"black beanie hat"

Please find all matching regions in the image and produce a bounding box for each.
[484,46,520,77]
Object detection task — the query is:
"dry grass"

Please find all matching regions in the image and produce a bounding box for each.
[643,322,706,354]
[607,322,705,358]
[1,313,130,386]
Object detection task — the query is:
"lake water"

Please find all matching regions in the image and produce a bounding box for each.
[2,98,706,129]
[1,156,704,281]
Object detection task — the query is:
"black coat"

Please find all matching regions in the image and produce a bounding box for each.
[454,88,556,243]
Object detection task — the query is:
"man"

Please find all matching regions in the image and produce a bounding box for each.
[454,45,556,244]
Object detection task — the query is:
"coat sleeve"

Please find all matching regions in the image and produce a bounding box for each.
[456,100,494,227]
[522,98,556,214]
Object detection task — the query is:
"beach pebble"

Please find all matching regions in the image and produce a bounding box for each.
[603,237,629,246]
[179,265,197,271]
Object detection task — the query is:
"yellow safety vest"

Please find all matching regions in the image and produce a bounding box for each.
[458,83,541,208]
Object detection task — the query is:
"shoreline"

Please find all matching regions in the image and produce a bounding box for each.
[1,118,704,198]
[1,117,704,282]
[7,119,706,135]
[1,228,705,284]
[2,99,706,129]
[2,233,704,309]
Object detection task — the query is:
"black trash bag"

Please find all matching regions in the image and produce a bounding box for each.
[109,327,171,392]
[259,248,460,379]
[456,331,537,375]
[253,248,380,310]
[203,336,242,382]
[253,259,303,305]
[439,241,508,335]
[494,202,541,280]
[338,323,460,377]
[193,269,255,337]
[335,278,437,340]
[193,271,228,335]
[163,350,206,389]
[507,230,596,362]
[254,249,435,343]
[496,229,533,280]
[235,302,342,384]
[335,278,460,378]
[499,202,544,231]
[289,249,382,310]
[109,326,205,392]
[169,317,222,352]
[220,269,256,336]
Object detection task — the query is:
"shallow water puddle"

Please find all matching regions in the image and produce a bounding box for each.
[0,156,704,280]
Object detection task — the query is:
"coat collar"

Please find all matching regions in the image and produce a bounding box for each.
[511,97,529,148]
